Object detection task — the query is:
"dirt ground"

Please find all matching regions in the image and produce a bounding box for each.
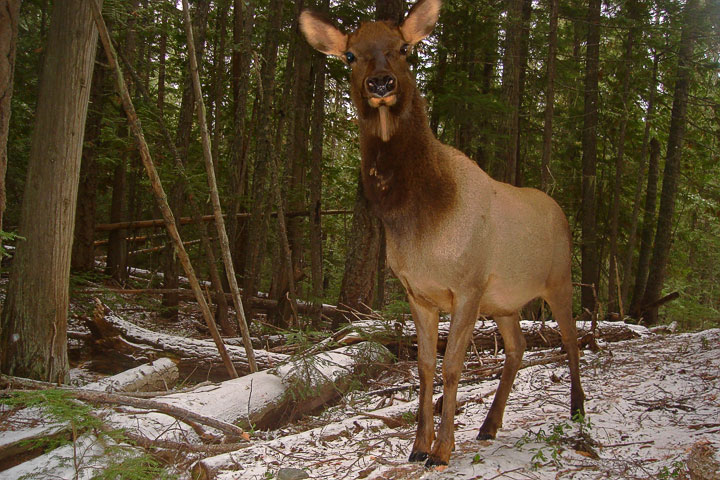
[214,328,720,480]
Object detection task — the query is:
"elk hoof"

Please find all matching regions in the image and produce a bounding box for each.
[408,451,428,462]
[476,430,496,441]
[424,456,448,468]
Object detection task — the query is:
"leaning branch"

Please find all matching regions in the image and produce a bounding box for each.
[89,0,237,378]
[181,0,257,371]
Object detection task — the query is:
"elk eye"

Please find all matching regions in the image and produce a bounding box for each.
[344,51,356,63]
[400,44,409,55]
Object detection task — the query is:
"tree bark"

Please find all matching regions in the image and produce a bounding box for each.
[640,0,700,325]
[0,0,20,246]
[0,0,100,382]
[580,0,601,317]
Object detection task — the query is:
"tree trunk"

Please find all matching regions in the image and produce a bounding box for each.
[630,137,661,316]
[540,0,558,192]
[227,0,256,276]
[163,0,211,319]
[72,49,108,271]
[105,160,128,280]
[272,0,314,326]
[309,1,328,325]
[640,0,699,325]
[607,1,639,315]
[335,0,403,324]
[580,0,601,317]
[336,174,382,322]
[0,0,20,246]
[0,0,100,382]
[622,50,659,310]
[242,0,284,309]
[513,0,532,187]
[502,0,523,186]
[106,1,141,283]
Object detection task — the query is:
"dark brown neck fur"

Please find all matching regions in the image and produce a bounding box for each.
[358,91,456,234]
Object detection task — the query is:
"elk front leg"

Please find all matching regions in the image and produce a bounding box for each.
[408,296,439,462]
[426,297,479,467]
[477,313,526,440]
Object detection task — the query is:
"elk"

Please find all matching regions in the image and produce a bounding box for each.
[300,0,585,467]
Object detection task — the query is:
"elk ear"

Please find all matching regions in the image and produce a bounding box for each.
[400,0,441,45]
[299,10,348,57]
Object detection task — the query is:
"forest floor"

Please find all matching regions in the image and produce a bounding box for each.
[1,284,719,479]
[213,327,720,480]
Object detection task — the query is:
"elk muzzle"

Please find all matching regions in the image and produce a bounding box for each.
[366,73,398,108]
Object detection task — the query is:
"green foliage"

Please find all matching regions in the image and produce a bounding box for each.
[91,450,176,480]
[6,0,719,329]
[514,414,595,470]
[0,230,24,259]
[657,459,687,479]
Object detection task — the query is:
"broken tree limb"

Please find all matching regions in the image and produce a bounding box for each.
[182,0,257,371]
[90,2,237,379]
[84,301,287,378]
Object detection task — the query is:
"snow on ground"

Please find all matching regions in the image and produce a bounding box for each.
[213,329,720,479]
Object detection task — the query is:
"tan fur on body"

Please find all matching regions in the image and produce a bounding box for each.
[300,0,585,468]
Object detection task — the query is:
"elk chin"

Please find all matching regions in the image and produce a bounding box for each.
[368,95,398,142]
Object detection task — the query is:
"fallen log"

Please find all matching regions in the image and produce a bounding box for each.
[157,341,392,431]
[94,209,352,232]
[82,358,179,393]
[336,318,649,353]
[83,304,288,379]
[76,288,341,317]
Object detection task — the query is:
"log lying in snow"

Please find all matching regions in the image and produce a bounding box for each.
[104,342,392,446]
[82,357,179,393]
[83,306,288,379]
[336,319,649,352]
[158,341,392,430]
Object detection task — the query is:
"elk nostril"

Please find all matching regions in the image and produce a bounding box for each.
[367,75,396,97]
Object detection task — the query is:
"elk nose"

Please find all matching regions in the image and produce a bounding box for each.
[366,75,396,97]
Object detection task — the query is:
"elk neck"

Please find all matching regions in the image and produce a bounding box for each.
[358,89,457,235]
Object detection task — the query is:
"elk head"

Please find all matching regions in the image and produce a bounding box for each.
[300,0,441,142]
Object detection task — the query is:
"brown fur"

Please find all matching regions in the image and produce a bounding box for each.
[300,0,585,468]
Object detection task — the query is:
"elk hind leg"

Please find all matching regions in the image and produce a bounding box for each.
[477,314,525,440]
[545,289,585,418]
